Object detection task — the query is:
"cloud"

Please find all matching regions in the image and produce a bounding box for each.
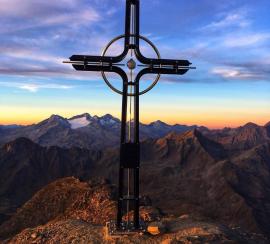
[223,33,270,47]
[1,48,64,64]
[0,65,102,81]
[19,83,73,92]
[0,0,123,81]
[0,0,269,89]
[0,81,74,92]
[0,0,77,17]
[211,66,266,80]
[0,0,100,35]
[38,9,100,27]
[202,9,250,31]
[0,43,103,80]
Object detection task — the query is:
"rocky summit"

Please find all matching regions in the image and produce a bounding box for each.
[1,177,268,244]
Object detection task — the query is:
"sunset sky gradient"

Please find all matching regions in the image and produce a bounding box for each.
[0,0,269,128]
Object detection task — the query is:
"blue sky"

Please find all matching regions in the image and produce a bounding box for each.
[0,0,270,128]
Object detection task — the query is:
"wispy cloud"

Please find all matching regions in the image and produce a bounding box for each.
[0,4,101,41]
[0,65,102,81]
[0,81,74,92]
[211,66,266,80]
[223,33,270,47]
[1,48,64,64]
[0,0,122,81]
[0,0,100,26]
[201,9,250,31]
[19,83,73,92]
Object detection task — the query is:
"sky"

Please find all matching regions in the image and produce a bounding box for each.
[0,0,270,128]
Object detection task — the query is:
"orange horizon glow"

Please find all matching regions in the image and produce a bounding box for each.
[1,111,269,129]
[1,99,269,129]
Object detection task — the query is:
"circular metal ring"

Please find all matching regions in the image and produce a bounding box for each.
[101,34,161,96]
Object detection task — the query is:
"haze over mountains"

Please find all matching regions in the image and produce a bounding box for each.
[1,113,268,151]
[0,113,205,150]
[0,113,270,241]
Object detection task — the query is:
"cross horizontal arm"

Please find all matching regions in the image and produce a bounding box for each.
[72,63,125,74]
[135,52,192,67]
[72,63,128,81]
[70,55,125,64]
[136,66,191,80]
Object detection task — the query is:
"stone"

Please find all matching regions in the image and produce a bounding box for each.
[31,232,38,239]
[147,222,166,235]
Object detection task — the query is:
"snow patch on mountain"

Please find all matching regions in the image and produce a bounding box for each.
[68,117,90,129]
[100,118,117,125]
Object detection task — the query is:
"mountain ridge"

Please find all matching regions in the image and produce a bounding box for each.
[0,113,210,150]
[1,113,268,151]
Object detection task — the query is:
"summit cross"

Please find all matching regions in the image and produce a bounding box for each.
[64,0,194,232]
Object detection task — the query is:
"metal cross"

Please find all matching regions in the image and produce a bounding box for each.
[64,0,194,232]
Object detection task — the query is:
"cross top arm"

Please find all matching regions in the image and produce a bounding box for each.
[63,0,195,96]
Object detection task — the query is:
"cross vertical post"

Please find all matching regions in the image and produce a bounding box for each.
[64,0,194,233]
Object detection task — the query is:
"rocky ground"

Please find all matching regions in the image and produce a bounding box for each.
[3,216,269,243]
[1,177,268,244]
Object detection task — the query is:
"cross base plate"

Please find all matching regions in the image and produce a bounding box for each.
[106,220,146,236]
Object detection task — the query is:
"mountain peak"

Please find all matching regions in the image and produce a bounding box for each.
[165,129,200,141]
[101,114,117,120]
[44,115,69,128]
[49,114,65,121]
[99,114,120,125]
[150,120,169,127]
[242,122,259,129]
[69,113,91,120]
[157,129,225,161]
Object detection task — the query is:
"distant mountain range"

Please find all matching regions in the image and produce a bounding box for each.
[1,113,269,151]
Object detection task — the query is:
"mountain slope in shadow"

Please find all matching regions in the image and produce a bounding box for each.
[0,137,102,222]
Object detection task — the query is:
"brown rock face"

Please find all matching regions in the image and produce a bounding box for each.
[204,122,270,152]
[0,177,117,239]
[0,138,102,223]
[139,130,270,236]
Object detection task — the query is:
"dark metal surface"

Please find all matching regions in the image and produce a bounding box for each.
[65,0,194,232]
[100,34,161,96]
